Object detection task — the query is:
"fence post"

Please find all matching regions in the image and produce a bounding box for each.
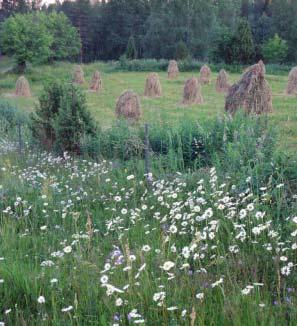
[17,122,23,155]
[144,123,152,187]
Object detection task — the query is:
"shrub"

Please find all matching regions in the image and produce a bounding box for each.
[263,34,288,63]
[95,113,277,182]
[30,81,97,155]
[0,100,29,143]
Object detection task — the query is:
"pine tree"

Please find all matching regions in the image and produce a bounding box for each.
[54,84,97,154]
[125,36,137,60]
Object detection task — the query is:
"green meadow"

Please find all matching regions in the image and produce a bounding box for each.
[0,60,296,152]
[1,59,297,325]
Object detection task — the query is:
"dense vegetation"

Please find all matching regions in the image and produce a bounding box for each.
[1,0,297,64]
[0,11,80,72]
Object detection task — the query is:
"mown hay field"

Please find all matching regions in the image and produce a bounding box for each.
[0,60,296,153]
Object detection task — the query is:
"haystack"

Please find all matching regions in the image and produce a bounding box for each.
[144,73,162,97]
[167,60,179,79]
[89,70,102,92]
[72,65,85,84]
[216,69,230,93]
[182,77,203,105]
[225,60,273,115]
[115,90,141,121]
[286,67,297,95]
[200,65,211,84]
[15,76,31,97]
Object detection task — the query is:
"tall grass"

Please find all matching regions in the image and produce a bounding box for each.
[0,139,296,324]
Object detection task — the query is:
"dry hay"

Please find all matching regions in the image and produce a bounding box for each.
[89,70,102,92]
[182,77,203,105]
[115,90,141,121]
[286,67,297,95]
[72,65,85,84]
[216,69,230,93]
[15,76,31,97]
[225,60,273,115]
[144,73,162,97]
[167,60,179,79]
[200,65,211,84]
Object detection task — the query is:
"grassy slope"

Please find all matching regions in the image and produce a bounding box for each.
[0,60,296,153]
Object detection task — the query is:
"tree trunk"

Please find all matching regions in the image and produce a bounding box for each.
[17,61,26,74]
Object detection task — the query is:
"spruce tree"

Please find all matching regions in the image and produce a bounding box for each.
[233,19,254,64]
[125,36,137,60]
[175,41,189,60]
[31,81,97,154]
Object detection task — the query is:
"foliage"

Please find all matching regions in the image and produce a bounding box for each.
[41,12,81,62]
[0,100,28,128]
[2,0,297,64]
[0,11,81,71]
[30,81,97,155]
[54,85,97,154]
[175,41,189,60]
[212,27,234,64]
[0,13,53,72]
[213,19,255,64]
[125,36,138,60]
[270,0,297,62]
[263,34,288,64]
[0,100,30,147]
[232,19,255,64]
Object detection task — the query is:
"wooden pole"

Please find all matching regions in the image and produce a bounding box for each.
[144,123,152,186]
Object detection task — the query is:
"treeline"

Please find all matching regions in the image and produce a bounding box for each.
[1,0,297,64]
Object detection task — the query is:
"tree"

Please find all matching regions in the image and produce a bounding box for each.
[0,12,81,71]
[233,19,255,64]
[212,27,234,64]
[270,0,297,62]
[175,41,189,60]
[262,34,288,63]
[31,81,97,154]
[125,36,137,59]
[60,0,92,63]
[41,12,81,61]
[30,80,64,150]
[54,84,97,154]
[0,13,52,72]
[241,0,249,18]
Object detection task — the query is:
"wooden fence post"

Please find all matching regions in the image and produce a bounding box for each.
[17,122,23,155]
[144,123,152,186]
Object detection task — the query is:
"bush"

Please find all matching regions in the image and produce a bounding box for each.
[30,81,97,155]
[0,101,30,148]
[96,114,277,181]
[263,34,288,63]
